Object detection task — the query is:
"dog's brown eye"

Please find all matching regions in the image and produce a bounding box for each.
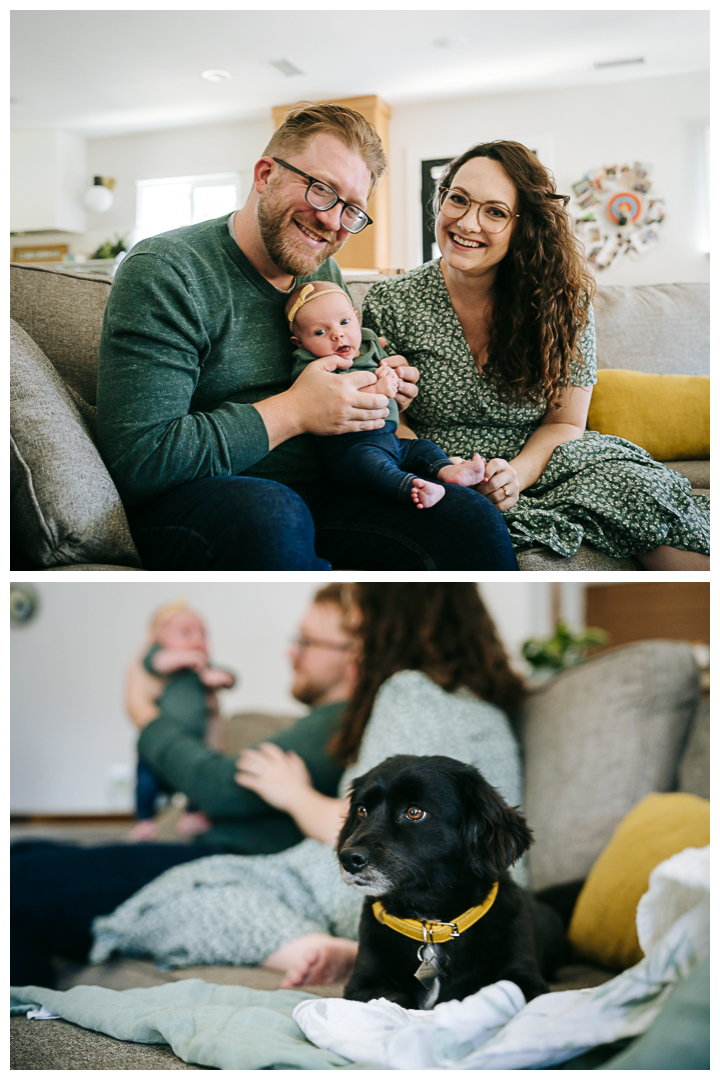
[357,805,367,818]
[406,806,426,821]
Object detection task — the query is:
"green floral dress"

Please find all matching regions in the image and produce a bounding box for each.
[363,261,709,558]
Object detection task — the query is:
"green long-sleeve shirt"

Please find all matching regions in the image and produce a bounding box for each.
[96,216,350,508]
[137,670,345,854]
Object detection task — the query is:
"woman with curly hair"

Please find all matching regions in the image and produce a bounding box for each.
[363,141,709,569]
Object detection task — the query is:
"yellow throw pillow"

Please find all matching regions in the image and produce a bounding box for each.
[568,792,710,971]
[587,370,709,461]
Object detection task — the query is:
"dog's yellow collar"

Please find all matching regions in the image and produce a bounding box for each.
[372,881,499,943]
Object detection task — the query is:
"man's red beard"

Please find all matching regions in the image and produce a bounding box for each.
[257,181,345,276]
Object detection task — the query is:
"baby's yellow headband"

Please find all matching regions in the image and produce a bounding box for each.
[287,283,350,331]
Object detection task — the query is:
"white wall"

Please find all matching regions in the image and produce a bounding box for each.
[11,582,315,813]
[11,582,559,813]
[12,71,708,288]
[10,115,273,261]
[391,71,709,284]
[83,116,273,255]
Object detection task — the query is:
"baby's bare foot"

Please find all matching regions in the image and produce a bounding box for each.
[437,453,486,488]
[175,812,212,836]
[410,477,446,509]
[129,819,159,842]
[264,933,358,988]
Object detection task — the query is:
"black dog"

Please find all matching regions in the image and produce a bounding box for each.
[337,754,564,1009]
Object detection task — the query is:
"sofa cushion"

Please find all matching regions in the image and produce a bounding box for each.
[567,792,709,970]
[10,1016,205,1071]
[517,546,641,571]
[664,460,710,489]
[587,370,709,461]
[519,640,700,891]
[677,696,709,799]
[10,263,112,406]
[10,318,141,569]
[593,284,709,376]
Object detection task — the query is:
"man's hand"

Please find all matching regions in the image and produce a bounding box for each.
[293,356,391,435]
[235,742,313,811]
[254,355,390,447]
[376,338,418,413]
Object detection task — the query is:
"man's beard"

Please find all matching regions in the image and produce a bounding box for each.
[257,184,344,276]
[291,676,326,707]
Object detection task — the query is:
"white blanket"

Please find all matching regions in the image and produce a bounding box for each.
[294,845,709,1069]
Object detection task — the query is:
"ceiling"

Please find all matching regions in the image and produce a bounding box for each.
[11,9,709,138]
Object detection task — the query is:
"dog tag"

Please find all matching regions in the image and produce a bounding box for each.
[414,944,438,988]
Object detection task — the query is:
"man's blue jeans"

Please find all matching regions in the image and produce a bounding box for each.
[10,839,229,988]
[126,475,519,571]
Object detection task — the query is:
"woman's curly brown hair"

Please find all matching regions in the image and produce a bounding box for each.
[435,141,595,407]
[328,583,525,767]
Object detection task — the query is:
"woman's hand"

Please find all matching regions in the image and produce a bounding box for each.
[235,742,313,812]
[476,458,520,510]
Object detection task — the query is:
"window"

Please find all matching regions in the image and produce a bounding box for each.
[135,172,240,242]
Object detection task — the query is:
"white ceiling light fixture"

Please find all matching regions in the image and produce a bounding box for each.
[201,69,232,82]
[84,175,114,213]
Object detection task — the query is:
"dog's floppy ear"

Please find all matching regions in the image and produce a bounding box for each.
[460,770,533,878]
[335,778,360,853]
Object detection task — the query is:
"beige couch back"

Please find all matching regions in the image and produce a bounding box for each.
[347,277,709,377]
[10,264,112,406]
[10,265,709,411]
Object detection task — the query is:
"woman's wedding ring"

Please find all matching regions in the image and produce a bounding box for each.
[503,486,511,498]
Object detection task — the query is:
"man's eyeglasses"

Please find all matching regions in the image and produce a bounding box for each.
[438,187,519,234]
[273,158,372,234]
[290,636,354,653]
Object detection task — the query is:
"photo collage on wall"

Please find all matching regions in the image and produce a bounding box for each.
[570,163,664,271]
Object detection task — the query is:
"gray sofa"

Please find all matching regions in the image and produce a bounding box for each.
[10,263,709,571]
[11,639,709,1068]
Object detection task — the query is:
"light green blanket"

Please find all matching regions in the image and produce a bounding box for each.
[10,980,373,1070]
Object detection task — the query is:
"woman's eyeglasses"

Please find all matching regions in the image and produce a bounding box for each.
[273,158,372,234]
[438,187,519,234]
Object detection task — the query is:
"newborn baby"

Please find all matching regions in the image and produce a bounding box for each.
[287,281,485,508]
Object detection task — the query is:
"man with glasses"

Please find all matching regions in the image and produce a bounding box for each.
[97,103,517,570]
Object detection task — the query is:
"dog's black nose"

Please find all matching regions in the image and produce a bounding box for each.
[340,847,369,873]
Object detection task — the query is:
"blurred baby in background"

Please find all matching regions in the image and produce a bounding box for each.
[126,601,235,840]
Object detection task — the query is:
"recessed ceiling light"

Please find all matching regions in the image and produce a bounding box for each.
[269,59,304,77]
[433,36,466,49]
[201,69,232,82]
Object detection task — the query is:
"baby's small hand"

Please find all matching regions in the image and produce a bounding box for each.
[374,365,400,399]
[200,667,236,689]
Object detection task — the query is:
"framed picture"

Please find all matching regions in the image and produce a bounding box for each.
[12,243,69,263]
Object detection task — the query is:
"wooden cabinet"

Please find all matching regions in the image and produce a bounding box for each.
[272,95,392,271]
[586,583,709,647]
